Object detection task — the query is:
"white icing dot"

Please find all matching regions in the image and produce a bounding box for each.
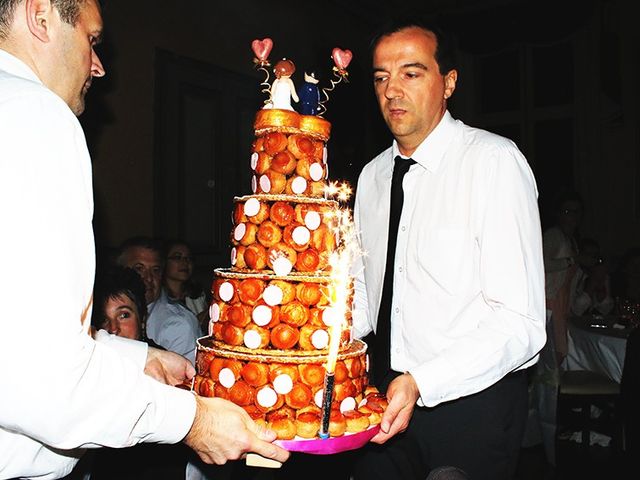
[272,256,293,276]
[365,354,370,372]
[208,320,215,336]
[252,305,272,326]
[324,162,329,179]
[259,174,271,193]
[340,397,357,413]
[230,247,237,266]
[251,175,257,193]
[219,368,236,388]
[234,223,246,241]
[291,176,307,194]
[304,211,321,230]
[244,329,262,349]
[263,285,283,306]
[250,152,259,170]
[358,397,368,408]
[273,374,293,395]
[292,226,310,245]
[322,307,339,327]
[322,146,328,164]
[209,303,220,322]
[244,197,260,217]
[314,389,324,408]
[311,329,329,349]
[256,386,278,408]
[219,282,234,302]
[309,163,323,181]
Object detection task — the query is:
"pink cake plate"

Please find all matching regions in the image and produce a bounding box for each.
[275,425,380,455]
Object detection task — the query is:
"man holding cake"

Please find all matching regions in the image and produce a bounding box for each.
[0,1,289,478]
[351,18,546,479]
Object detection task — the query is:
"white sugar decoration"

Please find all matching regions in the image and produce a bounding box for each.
[322,146,328,164]
[291,176,307,194]
[340,397,357,413]
[251,175,257,193]
[314,389,324,408]
[304,211,321,230]
[230,247,237,266]
[209,303,220,322]
[324,162,329,179]
[218,368,236,388]
[263,284,283,306]
[365,354,370,372]
[234,223,246,241]
[358,397,368,408]
[311,329,329,349]
[273,373,293,395]
[291,226,310,245]
[322,306,338,326]
[244,197,260,217]
[259,174,271,193]
[250,152,259,170]
[219,282,234,301]
[272,256,293,276]
[256,386,278,408]
[208,319,215,336]
[309,162,323,181]
[252,305,272,326]
[243,329,262,349]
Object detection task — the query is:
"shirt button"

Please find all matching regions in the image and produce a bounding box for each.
[395,307,399,314]
[401,226,406,232]
[395,348,400,354]
[399,266,403,272]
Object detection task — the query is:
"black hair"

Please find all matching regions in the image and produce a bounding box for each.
[369,15,458,75]
[117,236,165,266]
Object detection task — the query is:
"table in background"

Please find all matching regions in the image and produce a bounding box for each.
[565,314,632,383]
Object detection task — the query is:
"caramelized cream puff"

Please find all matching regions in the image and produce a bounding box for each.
[262,131,288,156]
[270,323,299,350]
[269,201,295,227]
[256,221,282,248]
[244,244,268,270]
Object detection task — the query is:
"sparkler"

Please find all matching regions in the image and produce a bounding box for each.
[319,184,361,438]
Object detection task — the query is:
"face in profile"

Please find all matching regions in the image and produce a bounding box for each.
[100,294,142,340]
[52,0,106,115]
[165,244,193,284]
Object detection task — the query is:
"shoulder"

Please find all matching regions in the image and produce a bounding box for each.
[458,121,523,160]
[359,146,393,182]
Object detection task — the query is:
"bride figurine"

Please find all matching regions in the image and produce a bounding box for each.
[265,58,298,111]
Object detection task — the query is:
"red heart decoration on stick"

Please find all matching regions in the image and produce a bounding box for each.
[252,38,273,62]
[332,48,353,70]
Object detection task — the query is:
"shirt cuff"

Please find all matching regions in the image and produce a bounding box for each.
[145,383,197,444]
[409,356,459,407]
[94,329,148,369]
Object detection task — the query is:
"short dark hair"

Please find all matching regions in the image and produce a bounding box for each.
[92,265,147,333]
[0,0,88,39]
[369,16,458,75]
[117,236,164,265]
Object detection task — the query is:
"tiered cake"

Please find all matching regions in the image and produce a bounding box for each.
[193,43,386,441]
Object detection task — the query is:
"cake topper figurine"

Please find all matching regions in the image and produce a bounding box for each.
[299,71,321,116]
[251,38,274,105]
[318,47,352,116]
[264,58,299,111]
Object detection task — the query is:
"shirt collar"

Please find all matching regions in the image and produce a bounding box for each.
[391,110,457,173]
[0,48,43,85]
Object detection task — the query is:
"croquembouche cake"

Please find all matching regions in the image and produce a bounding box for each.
[192,38,387,442]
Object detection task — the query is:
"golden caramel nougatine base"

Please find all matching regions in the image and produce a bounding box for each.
[210,269,353,352]
[193,339,388,439]
[254,109,331,141]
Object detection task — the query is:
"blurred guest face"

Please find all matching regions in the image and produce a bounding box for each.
[50,0,106,115]
[558,200,582,233]
[165,244,193,284]
[372,26,457,156]
[120,247,162,304]
[100,294,142,340]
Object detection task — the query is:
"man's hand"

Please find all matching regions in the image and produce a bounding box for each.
[184,395,290,465]
[371,372,420,444]
[144,346,195,386]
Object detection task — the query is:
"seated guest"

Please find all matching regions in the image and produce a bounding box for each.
[570,238,614,316]
[92,265,148,341]
[117,236,202,365]
[163,239,210,332]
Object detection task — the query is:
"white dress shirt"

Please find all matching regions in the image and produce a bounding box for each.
[353,111,546,407]
[0,49,195,480]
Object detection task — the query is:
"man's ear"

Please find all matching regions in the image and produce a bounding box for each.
[25,0,54,43]
[443,69,458,100]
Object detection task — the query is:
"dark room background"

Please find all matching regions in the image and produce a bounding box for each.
[82,0,639,282]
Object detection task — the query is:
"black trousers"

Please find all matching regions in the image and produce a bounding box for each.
[352,370,528,480]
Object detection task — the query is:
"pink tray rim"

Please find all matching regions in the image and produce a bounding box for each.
[274,425,380,455]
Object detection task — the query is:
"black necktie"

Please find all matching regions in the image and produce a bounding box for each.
[372,156,416,385]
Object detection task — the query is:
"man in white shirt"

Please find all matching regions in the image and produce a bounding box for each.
[351,18,546,480]
[0,1,288,478]
[118,236,202,365]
